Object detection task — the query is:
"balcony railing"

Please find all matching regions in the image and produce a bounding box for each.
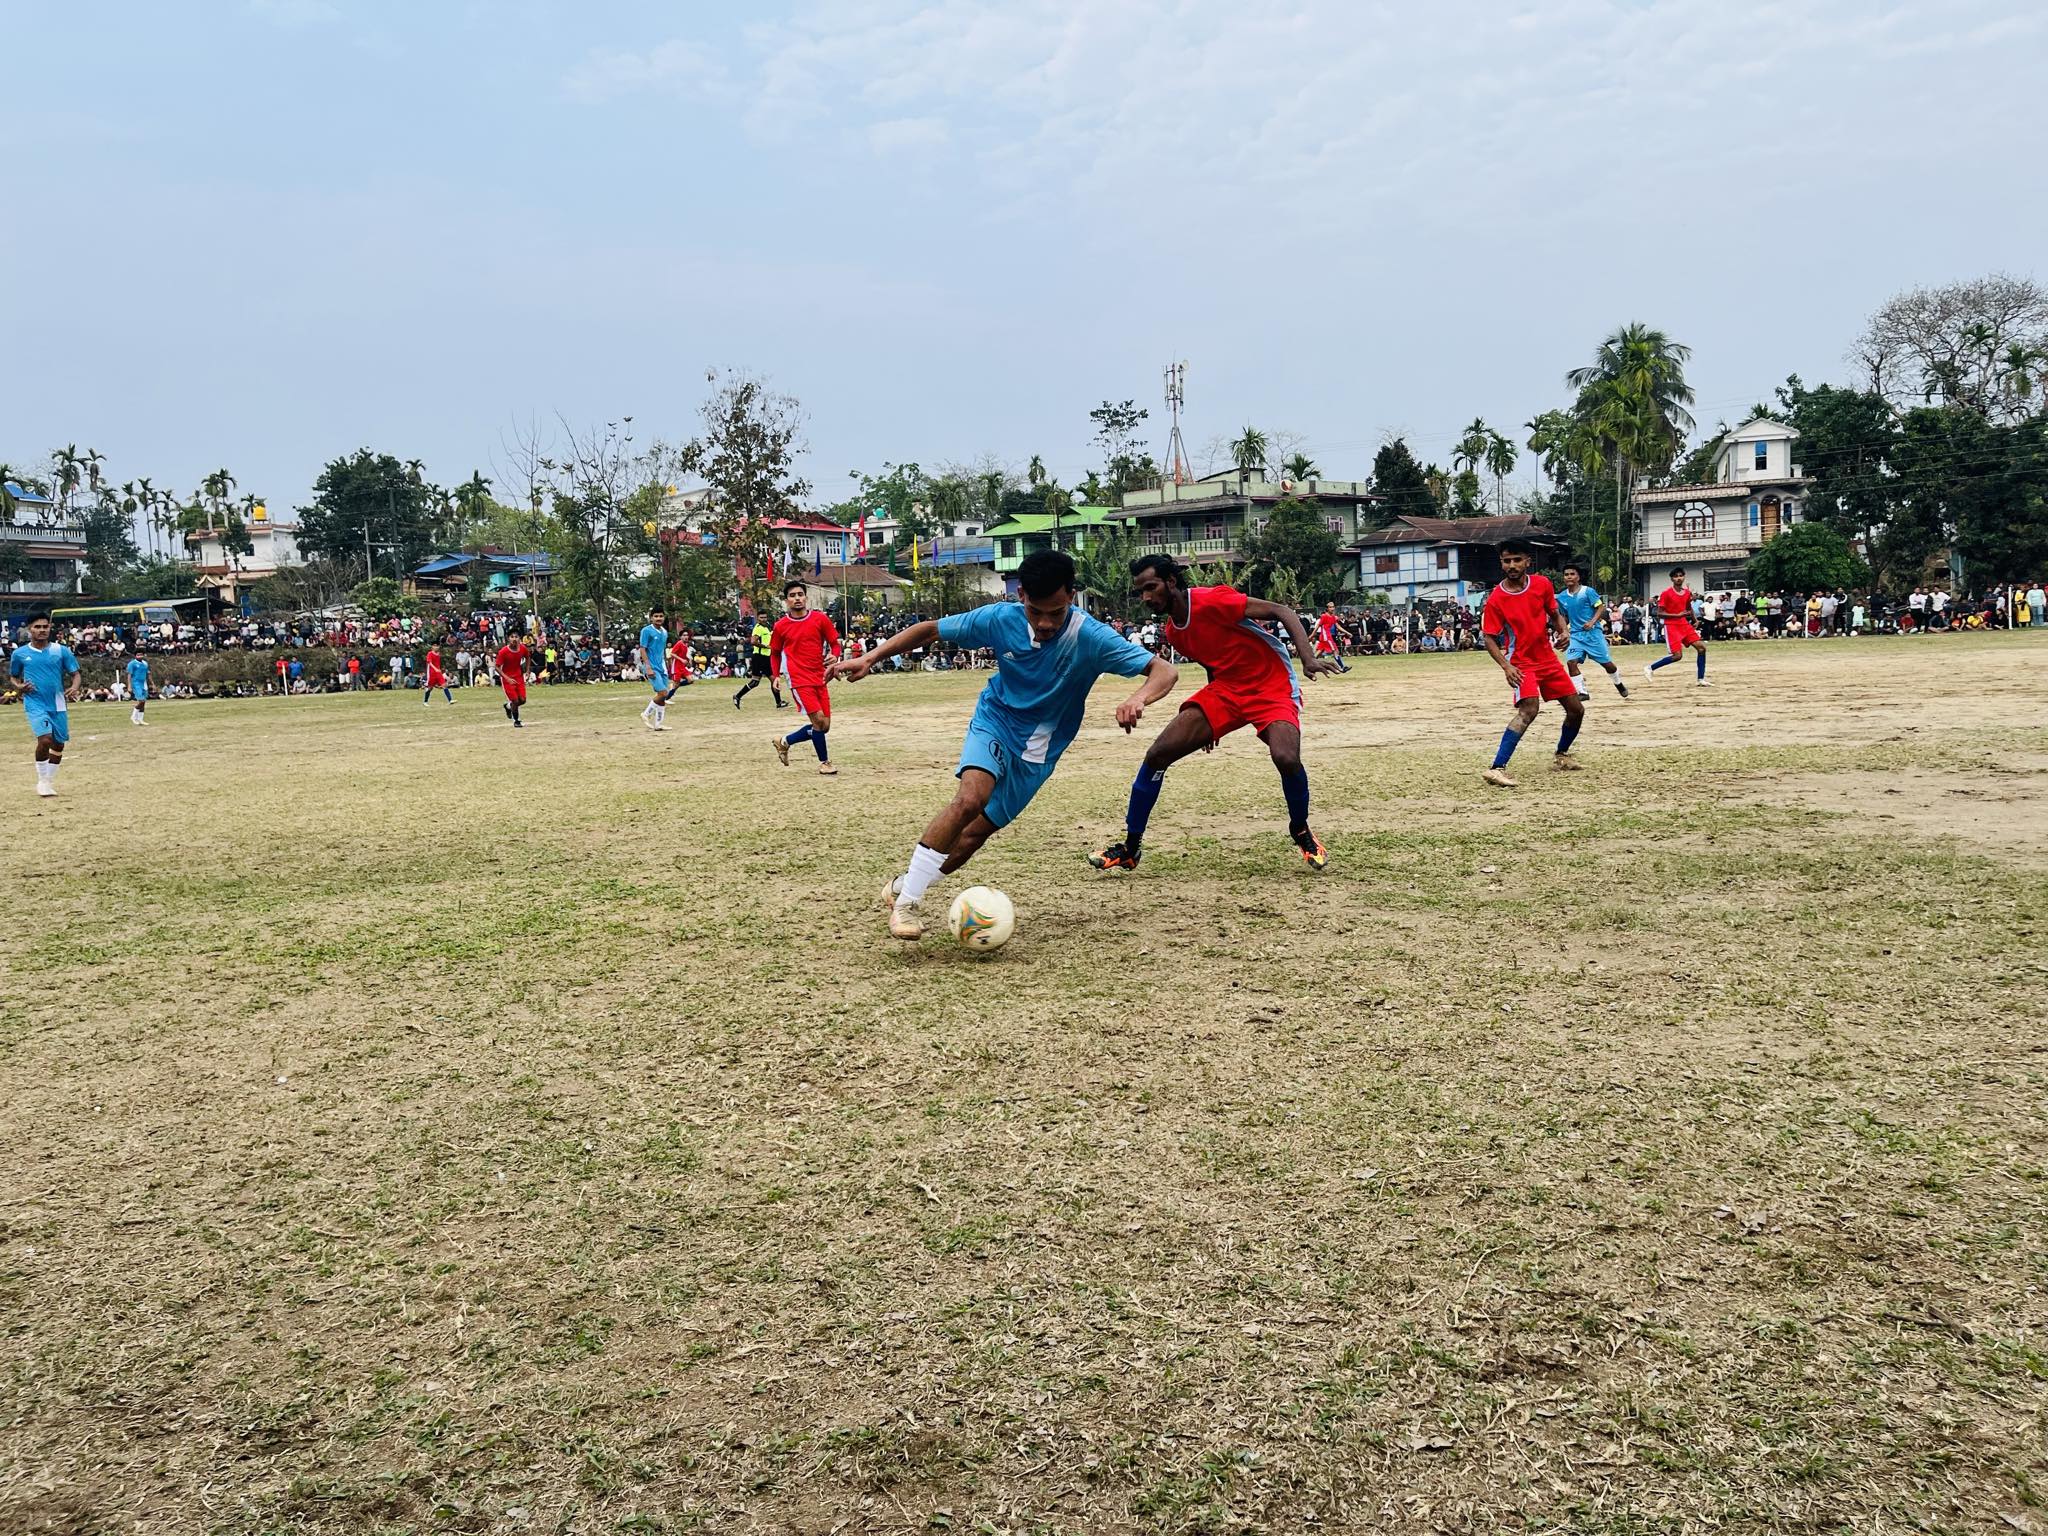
[1142,536,1235,558]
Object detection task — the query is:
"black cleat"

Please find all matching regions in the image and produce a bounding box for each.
[1088,840,1141,871]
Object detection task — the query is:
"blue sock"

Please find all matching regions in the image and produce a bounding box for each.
[1557,714,1582,755]
[812,732,829,762]
[1280,766,1310,831]
[1492,727,1525,770]
[1125,764,1166,844]
[1696,650,1707,679]
[1649,654,1677,671]
[785,724,814,746]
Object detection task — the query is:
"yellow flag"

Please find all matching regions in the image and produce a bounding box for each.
[911,537,920,573]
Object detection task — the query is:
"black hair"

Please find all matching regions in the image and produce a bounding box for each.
[1017,548,1077,601]
[783,579,808,596]
[1500,537,1535,557]
[1561,558,1583,575]
[1669,566,1686,577]
[1127,552,1184,589]
[27,609,53,623]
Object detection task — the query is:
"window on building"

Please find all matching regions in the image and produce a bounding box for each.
[999,538,1016,559]
[1703,565,1747,591]
[1255,518,1269,535]
[1327,518,1344,536]
[1374,554,1399,574]
[1674,505,1715,540]
[1435,550,1450,570]
[793,537,813,559]
[1204,518,1227,541]
[1753,441,1768,473]
[1144,525,1166,548]
[1748,503,1760,528]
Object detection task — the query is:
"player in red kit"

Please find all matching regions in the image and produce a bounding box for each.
[1478,538,1585,787]
[495,628,535,728]
[768,579,842,775]
[667,630,694,687]
[1312,601,1351,672]
[422,644,453,705]
[1089,555,1341,871]
[1643,566,1711,686]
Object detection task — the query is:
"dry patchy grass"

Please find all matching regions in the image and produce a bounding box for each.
[3,633,2046,1535]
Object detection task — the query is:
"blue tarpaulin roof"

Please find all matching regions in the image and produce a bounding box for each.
[414,551,554,577]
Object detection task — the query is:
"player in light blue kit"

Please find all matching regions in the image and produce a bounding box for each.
[828,549,1179,940]
[1558,560,1628,699]
[634,606,675,731]
[8,613,82,797]
[126,654,151,725]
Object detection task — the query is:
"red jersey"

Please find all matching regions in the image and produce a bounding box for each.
[1315,612,1341,645]
[1481,575,1561,663]
[495,643,532,682]
[1163,585,1294,691]
[1654,586,1693,620]
[770,610,840,686]
[667,637,692,678]
[426,648,446,684]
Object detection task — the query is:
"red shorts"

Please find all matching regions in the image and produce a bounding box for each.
[501,677,527,704]
[1184,682,1300,739]
[427,670,446,688]
[1511,655,1576,703]
[1663,618,1701,652]
[787,677,830,717]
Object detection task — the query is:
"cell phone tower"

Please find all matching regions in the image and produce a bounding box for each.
[1164,360,1192,486]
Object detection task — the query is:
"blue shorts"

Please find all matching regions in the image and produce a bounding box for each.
[24,703,69,743]
[646,669,671,695]
[1565,628,1612,667]
[957,707,1059,831]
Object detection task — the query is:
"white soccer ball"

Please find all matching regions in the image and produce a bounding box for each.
[948,886,1016,952]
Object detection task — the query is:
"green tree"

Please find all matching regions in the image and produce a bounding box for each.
[79,491,140,591]
[1565,323,1695,584]
[683,371,809,616]
[1483,431,1517,514]
[1229,427,1269,477]
[1891,406,2048,588]
[1240,496,1342,604]
[297,450,448,578]
[1746,522,1869,593]
[1369,438,1434,522]
[1090,400,1159,500]
[1282,452,1319,482]
[1074,524,1139,618]
[350,576,413,620]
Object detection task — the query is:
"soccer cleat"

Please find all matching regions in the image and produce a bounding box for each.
[1088,840,1141,871]
[774,697,789,709]
[817,762,837,775]
[1615,683,1630,698]
[1696,678,1714,688]
[1553,754,1583,772]
[1291,828,1329,871]
[888,898,925,940]
[1643,663,1657,680]
[1481,767,1517,788]
[772,735,791,767]
[35,779,56,797]
[131,710,145,725]
[732,692,744,710]
[879,874,901,910]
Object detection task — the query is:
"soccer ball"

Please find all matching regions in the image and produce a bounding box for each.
[948,887,1015,952]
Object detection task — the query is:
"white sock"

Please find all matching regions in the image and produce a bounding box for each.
[898,843,946,906]
[37,763,53,782]
[654,704,665,725]
[1610,671,1627,692]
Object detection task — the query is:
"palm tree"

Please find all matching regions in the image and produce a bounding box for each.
[1566,324,1695,584]
[1422,464,1450,512]
[1026,454,1046,490]
[84,448,106,494]
[1483,430,1517,514]
[54,445,83,516]
[1999,343,2047,409]
[1453,419,1490,478]
[1229,427,1269,478]
[1282,452,1319,482]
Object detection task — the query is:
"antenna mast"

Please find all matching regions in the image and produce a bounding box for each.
[1163,360,1192,486]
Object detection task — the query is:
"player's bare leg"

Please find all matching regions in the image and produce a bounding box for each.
[1261,720,1326,868]
[1092,705,1211,871]
[1483,697,1541,788]
[1551,693,1587,771]
[884,769,996,939]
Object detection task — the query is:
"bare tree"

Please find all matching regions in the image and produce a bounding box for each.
[1852,273,2048,419]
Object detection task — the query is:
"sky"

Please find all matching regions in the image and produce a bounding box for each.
[4,0,2046,519]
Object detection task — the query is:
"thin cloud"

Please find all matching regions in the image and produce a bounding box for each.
[563,38,729,104]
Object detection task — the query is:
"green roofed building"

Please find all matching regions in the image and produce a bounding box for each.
[981,504,1121,587]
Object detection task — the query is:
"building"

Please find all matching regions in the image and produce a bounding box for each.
[1112,472,1381,576]
[1349,514,1570,607]
[812,561,914,610]
[982,505,1122,588]
[410,550,556,598]
[0,482,87,614]
[864,509,989,546]
[1631,417,1812,596]
[183,506,305,603]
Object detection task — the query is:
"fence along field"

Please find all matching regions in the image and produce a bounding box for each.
[2,633,2045,1534]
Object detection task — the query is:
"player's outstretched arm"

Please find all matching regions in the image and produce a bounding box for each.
[1245,597,1339,678]
[1115,655,1179,732]
[830,619,939,681]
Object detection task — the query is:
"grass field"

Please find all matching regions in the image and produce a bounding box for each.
[4,633,2047,1535]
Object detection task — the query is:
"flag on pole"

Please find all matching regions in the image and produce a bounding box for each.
[767,547,777,580]
[857,513,869,559]
[911,536,920,574]
[813,542,822,577]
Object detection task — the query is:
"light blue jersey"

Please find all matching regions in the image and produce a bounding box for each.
[126,657,150,699]
[639,623,670,691]
[1557,585,1612,666]
[936,603,1154,827]
[10,641,79,741]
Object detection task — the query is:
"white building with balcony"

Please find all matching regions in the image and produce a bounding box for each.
[184,506,305,603]
[1,482,87,615]
[1631,418,1812,597]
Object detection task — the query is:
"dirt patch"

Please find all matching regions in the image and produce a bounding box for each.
[1760,753,2048,854]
